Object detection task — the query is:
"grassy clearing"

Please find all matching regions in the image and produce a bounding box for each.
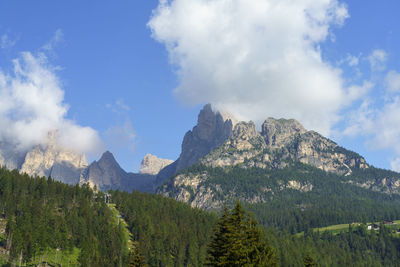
[108,203,134,251]
[1,247,80,267]
[295,219,400,237]
[315,223,356,234]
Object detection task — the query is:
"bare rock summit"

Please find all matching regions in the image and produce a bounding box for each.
[156,104,234,183]
[139,154,173,175]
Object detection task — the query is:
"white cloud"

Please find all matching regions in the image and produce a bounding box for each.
[106,99,131,113]
[344,96,400,162]
[347,55,359,67]
[340,54,360,67]
[367,49,387,72]
[42,29,64,55]
[0,51,102,154]
[148,0,357,135]
[385,70,400,92]
[1,34,17,49]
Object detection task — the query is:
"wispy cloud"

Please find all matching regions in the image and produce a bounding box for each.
[106,99,131,114]
[1,34,18,49]
[367,49,387,72]
[41,29,64,55]
[385,71,400,92]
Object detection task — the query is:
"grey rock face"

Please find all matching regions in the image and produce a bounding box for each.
[139,154,173,175]
[262,118,306,149]
[81,151,125,190]
[199,117,368,174]
[157,104,233,183]
[176,104,233,171]
[201,121,267,168]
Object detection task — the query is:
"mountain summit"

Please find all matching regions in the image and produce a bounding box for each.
[158,104,373,209]
[139,154,173,175]
[79,151,157,192]
[157,104,233,184]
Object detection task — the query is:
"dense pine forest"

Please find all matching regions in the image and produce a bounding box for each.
[2,167,400,266]
[170,163,400,233]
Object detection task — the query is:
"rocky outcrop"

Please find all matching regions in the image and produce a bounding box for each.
[286,131,368,174]
[20,132,88,185]
[286,180,313,192]
[157,104,233,183]
[201,121,268,168]
[199,117,368,175]
[347,176,400,195]
[260,118,368,174]
[139,154,173,175]
[262,118,306,149]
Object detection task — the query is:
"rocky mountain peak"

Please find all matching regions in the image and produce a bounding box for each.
[156,104,235,184]
[176,104,233,171]
[193,104,232,142]
[80,151,158,192]
[232,121,259,140]
[81,151,126,190]
[139,154,173,175]
[98,150,118,166]
[262,118,306,149]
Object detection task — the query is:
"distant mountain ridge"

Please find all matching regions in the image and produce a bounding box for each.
[0,133,167,192]
[80,151,156,192]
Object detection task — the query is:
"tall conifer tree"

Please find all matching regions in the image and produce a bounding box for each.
[207,202,277,266]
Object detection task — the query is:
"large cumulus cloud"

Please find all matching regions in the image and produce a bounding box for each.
[148,0,360,135]
[0,52,102,154]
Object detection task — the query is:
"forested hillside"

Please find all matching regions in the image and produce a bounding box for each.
[111,190,217,266]
[0,167,128,266]
[2,167,400,266]
[112,190,400,266]
[160,163,400,233]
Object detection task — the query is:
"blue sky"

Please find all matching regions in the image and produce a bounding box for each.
[0,0,400,172]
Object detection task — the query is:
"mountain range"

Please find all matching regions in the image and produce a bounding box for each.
[2,104,400,210]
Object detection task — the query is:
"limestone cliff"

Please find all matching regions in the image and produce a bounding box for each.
[262,118,306,149]
[201,121,268,168]
[200,117,368,175]
[139,154,173,175]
